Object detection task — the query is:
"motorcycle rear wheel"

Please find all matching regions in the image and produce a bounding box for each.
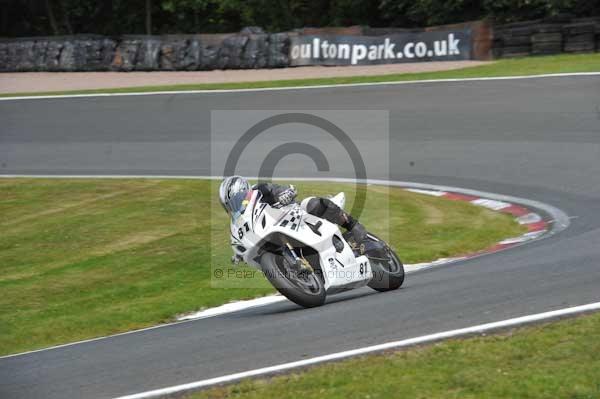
[366,239,405,292]
[260,251,326,308]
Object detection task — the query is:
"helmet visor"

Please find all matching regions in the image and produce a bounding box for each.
[228,190,251,217]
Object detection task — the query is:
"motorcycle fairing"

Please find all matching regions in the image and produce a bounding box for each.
[231,195,372,290]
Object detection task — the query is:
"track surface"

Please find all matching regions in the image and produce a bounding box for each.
[1,76,600,398]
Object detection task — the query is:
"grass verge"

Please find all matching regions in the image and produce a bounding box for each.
[0,179,525,355]
[188,311,600,399]
[1,53,599,98]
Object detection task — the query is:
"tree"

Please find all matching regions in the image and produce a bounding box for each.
[146,0,152,34]
[44,0,59,34]
[58,0,73,34]
[2,0,599,37]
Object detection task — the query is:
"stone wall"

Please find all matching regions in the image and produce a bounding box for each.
[1,18,598,72]
[0,28,291,72]
[0,21,495,71]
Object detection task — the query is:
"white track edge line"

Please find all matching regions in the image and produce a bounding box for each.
[1,72,599,101]
[177,295,287,321]
[0,175,569,360]
[114,301,600,399]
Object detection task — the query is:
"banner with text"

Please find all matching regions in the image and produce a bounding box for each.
[289,29,471,66]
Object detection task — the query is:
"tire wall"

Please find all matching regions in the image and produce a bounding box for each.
[492,16,600,58]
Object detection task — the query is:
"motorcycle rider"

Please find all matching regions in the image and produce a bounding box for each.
[219,176,367,253]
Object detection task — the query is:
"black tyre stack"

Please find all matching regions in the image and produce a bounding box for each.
[494,21,535,58]
[531,24,563,55]
[492,16,600,58]
[563,22,597,53]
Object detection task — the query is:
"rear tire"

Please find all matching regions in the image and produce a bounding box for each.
[367,245,405,292]
[260,252,326,308]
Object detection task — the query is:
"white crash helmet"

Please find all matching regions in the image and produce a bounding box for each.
[219,176,251,215]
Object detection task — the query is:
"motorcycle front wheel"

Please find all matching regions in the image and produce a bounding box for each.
[260,251,326,308]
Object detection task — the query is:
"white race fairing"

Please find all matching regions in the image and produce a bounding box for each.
[229,190,373,292]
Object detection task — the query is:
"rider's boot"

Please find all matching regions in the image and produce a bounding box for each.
[341,213,367,243]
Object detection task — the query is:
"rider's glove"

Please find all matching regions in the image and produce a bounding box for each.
[276,185,297,206]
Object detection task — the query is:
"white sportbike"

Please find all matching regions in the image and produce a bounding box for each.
[230,191,405,308]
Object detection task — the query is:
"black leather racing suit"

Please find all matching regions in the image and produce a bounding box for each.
[254,183,366,241]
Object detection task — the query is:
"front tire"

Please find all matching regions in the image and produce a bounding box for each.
[260,252,326,308]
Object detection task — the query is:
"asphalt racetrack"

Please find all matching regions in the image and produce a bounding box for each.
[1,76,600,398]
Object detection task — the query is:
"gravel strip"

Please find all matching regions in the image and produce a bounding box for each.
[0,61,490,94]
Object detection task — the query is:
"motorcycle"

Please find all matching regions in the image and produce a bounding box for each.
[229,191,405,308]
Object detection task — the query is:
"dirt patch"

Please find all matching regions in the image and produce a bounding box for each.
[421,202,445,225]
[1,190,130,227]
[91,230,177,256]
[0,61,490,94]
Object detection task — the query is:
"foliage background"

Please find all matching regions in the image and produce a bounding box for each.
[1,0,599,37]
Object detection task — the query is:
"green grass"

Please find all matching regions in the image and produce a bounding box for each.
[2,53,598,98]
[188,312,600,399]
[0,179,525,355]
